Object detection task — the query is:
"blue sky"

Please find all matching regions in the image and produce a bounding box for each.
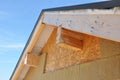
[0,0,106,80]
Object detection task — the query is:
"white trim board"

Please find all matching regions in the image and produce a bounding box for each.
[43,11,120,42]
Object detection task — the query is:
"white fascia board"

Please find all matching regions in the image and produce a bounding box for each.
[31,24,55,55]
[12,15,44,80]
[17,66,30,80]
[17,22,55,80]
[43,8,120,42]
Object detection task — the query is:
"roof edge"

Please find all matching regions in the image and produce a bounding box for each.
[43,0,120,11]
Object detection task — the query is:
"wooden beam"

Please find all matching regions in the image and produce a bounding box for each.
[24,54,40,67]
[13,24,55,80]
[31,24,55,55]
[56,27,84,49]
[28,23,45,53]
[43,12,120,42]
[11,23,45,80]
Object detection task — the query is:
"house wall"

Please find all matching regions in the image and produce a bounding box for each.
[42,29,100,72]
[24,30,120,80]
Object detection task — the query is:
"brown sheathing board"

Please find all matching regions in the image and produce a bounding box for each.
[24,29,120,80]
[100,39,120,58]
[42,28,100,72]
[24,42,120,80]
[79,54,120,80]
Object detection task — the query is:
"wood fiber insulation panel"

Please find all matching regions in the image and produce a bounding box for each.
[80,54,120,80]
[24,51,120,80]
[42,28,100,72]
[24,27,120,80]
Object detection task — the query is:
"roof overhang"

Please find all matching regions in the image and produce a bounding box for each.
[10,0,120,80]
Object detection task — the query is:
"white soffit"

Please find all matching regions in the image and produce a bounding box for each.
[43,8,120,42]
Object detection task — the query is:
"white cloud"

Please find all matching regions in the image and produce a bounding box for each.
[0,11,10,20]
[0,44,25,49]
[0,60,15,63]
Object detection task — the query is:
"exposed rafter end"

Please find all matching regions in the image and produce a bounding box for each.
[56,27,84,49]
[24,54,40,68]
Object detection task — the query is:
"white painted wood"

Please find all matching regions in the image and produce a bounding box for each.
[43,13,120,42]
[31,25,54,55]
[17,66,29,80]
[16,24,55,80]
[11,15,44,80]
[24,54,40,67]
[56,26,63,44]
